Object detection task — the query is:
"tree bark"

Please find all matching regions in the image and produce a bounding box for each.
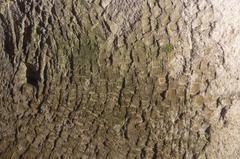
[0,0,240,158]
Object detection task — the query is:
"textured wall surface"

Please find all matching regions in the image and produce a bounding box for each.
[0,0,239,158]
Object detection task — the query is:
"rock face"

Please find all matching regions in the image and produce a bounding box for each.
[0,0,239,158]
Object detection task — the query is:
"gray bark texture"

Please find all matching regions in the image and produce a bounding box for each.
[0,0,240,158]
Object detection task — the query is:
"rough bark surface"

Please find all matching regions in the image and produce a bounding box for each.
[0,0,240,158]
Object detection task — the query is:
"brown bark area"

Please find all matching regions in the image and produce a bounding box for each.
[0,0,224,158]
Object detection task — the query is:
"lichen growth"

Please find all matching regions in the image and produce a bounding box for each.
[162,43,174,53]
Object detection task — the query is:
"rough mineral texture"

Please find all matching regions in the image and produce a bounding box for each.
[0,0,240,158]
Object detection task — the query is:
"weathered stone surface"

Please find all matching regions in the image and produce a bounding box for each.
[0,0,240,158]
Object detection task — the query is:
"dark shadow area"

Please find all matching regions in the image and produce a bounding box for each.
[26,63,39,87]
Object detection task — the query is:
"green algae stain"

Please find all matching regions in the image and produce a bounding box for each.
[75,23,104,66]
[162,43,174,53]
[80,33,98,55]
